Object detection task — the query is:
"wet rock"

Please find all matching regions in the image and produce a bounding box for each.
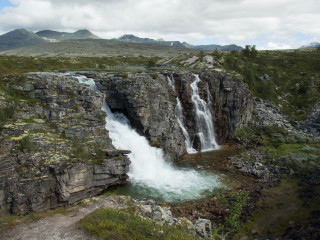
[94,72,185,160]
[173,70,254,146]
[90,70,254,159]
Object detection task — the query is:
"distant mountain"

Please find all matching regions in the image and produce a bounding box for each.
[118,34,242,51]
[36,29,100,42]
[0,29,243,54]
[0,38,197,57]
[0,29,48,51]
[182,42,243,51]
[299,42,320,49]
[118,34,185,48]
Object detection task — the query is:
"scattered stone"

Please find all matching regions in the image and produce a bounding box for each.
[195,218,212,239]
[301,102,320,136]
[259,74,270,81]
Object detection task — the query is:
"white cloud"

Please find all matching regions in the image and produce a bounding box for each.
[265,42,292,50]
[0,0,319,49]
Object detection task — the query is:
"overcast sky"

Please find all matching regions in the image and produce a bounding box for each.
[0,0,319,49]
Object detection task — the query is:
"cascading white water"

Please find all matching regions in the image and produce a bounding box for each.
[168,75,197,153]
[191,74,219,151]
[174,98,197,154]
[167,75,176,91]
[76,75,222,202]
[77,75,98,90]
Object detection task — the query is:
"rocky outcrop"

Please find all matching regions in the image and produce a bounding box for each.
[0,70,256,214]
[255,98,294,130]
[93,72,186,159]
[255,98,320,138]
[173,70,254,145]
[0,73,130,215]
[229,149,281,187]
[194,218,212,239]
[133,198,214,238]
[301,102,320,136]
[90,70,253,157]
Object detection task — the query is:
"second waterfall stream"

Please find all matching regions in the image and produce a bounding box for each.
[77,75,222,202]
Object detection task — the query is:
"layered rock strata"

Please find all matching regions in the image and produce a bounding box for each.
[91,71,254,157]
[93,72,186,159]
[172,71,254,147]
[0,73,130,215]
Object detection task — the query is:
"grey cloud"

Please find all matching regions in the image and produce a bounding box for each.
[0,0,319,49]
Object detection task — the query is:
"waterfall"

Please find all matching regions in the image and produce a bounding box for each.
[190,74,219,151]
[174,98,197,154]
[76,75,221,202]
[167,74,176,91]
[167,74,219,153]
[168,75,197,153]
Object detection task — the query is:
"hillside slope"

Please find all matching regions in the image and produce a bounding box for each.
[0,29,48,51]
[0,39,197,57]
[36,29,100,42]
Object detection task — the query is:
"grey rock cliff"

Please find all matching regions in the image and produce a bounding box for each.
[93,72,186,160]
[172,71,254,146]
[0,73,130,215]
[90,70,254,157]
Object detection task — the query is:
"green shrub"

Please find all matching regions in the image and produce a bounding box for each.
[235,126,263,145]
[18,135,33,152]
[120,73,128,79]
[242,45,258,59]
[198,50,205,62]
[146,59,157,68]
[270,133,286,144]
[152,73,159,79]
[79,208,198,240]
[211,49,222,59]
[212,190,249,236]
[0,105,16,128]
[151,141,161,148]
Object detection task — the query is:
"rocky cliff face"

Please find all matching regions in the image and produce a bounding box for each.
[94,72,186,159]
[0,73,130,215]
[0,70,254,214]
[91,70,253,156]
[172,71,254,147]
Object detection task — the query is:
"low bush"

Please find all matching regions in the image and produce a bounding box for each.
[18,135,33,152]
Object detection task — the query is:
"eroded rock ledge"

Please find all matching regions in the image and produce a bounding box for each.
[90,70,253,158]
[0,70,255,215]
[0,73,130,215]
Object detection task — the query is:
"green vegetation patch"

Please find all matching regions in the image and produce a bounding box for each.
[221,48,320,121]
[0,55,161,74]
[79,208,198,240]
[233,177,320,239]
[211,190,249,237]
